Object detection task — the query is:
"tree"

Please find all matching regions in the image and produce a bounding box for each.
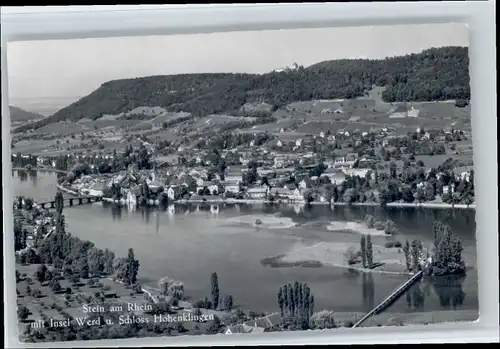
[210,272,220,310]
[222,294,233,312]
[88,247,105,276]
[35,264,48,283]
[278,287,285,316]
[403,240,411,271]
[390,162,398,178]
[344,247,359,265]
[410,240,422,272]
[432,222,466,275]
[14,219,27,251]
[125,248,140,285]
[366,235,373,267]
[18,305,30,321]
[402,187,415,203]
[77,256,90,279]
[415,188,425,202]
[54,192,64,216]
[103,249,115,275]
[360,236,367,268]
[51,280,62,293]
[384,220,398,235]
[343,188,358,204]
[277,282,314,327]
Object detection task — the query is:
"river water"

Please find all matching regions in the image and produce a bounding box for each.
[12,170,479,315]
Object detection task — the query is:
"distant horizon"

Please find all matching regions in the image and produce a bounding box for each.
[7,24,469,101]
[9,43,469,114]
[9,44,468,108]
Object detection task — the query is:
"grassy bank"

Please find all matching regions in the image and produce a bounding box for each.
[334,309,479,328]
[262,241,409,275]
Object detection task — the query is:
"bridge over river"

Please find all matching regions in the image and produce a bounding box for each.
[36,196,103,209]
[352,269,426,328]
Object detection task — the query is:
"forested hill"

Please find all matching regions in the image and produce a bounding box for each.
[17,46,469,132]
[9,106,44,122]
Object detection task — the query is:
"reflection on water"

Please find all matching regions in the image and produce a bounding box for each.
[406,283,426,310]
[12,171,478,314]
[431,275,466,309]
[111,204,122,221]
[17,170,28,182]
[362,273,375,310]
[405,275,466,311]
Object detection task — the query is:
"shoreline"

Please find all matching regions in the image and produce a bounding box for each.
[55,183,79,196]
[175,198,475,209]
[12,167,69,174]
[331,201,476,210]
[262,242,411,276]
[333,309,479,328]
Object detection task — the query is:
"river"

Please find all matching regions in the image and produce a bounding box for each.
[12,170,478,316]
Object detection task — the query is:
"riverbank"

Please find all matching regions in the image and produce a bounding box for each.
[56,183,79,196]
[176,197,475,210]
[331,201,476,210]
[262,241,409,275]
[12,167,69,174]
[176,198,304,205]
[334,309,478,328]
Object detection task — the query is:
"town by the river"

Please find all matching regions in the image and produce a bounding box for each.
[13,170,478,315]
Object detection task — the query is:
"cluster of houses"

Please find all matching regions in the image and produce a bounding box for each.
[63,149,372,204]
[18,121,473,206]
[224,313,281,334]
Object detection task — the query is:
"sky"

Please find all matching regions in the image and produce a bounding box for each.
[7,23,468,102]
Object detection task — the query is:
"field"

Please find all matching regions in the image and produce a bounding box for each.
[414,154,474,169]
[33,123,91,137]
[12,139,60,154]
[192,114,255,130]
[15,263,219,338]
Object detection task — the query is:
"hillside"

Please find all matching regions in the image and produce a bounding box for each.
[16,46,469,132]
[9,106,44,122]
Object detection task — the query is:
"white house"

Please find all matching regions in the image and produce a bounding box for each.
[342,168,369,178]
[276,140,283,147]
[298,178,312,189]
[443,184,455,195]
[222,181,240,193]
[207,184,219,195]
[196,178,205,193]
[273,155,287,168]
[329,172,346,185]
[319,132,325,139]
[127,190,137,205]
[87,182,105,197]
[270,187,302,201]
[166,186,182,200]
[247,186,269,199]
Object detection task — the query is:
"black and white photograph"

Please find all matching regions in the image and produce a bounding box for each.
[7,22,479,343]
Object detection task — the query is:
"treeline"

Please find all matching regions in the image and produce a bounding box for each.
[401,221,465,275]
[16,194,140,287]
[16,46,469,132]
[277,281,315,330]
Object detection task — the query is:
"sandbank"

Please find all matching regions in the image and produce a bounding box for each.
[264,241,408,274]
[326,221,388,236]
[226,214,297,229]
